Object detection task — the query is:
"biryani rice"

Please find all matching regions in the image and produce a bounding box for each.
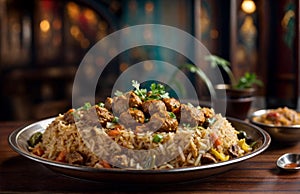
[30,81,252,169]
[34,111,245,169]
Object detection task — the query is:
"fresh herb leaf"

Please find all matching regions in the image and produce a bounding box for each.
[114,90,123,97]
[132,80,140,90]
[206,117,216,126]
[78,102,92,111]
[112,116,119,123]
[98,102,105,107]
[205,55,237,85]
[150,83,156,91]
[205,55,263,89]
[147,82,169,100]
[160,92,170,99]
[169,112,176,119]
[132,80,147,100]
[235,72,263,89]
[83,102,92,110]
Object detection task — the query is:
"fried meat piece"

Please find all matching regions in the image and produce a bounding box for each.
[179,104,206,127]
[112,91,142,115]
[119,108,145,129]
[162,98,181,114]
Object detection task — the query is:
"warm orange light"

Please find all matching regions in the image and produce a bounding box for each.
[84,9,97,25]
[52,19,62,30]
[210,29,219,39]
[241,0,256,14]
[145,2,154,13]
[143,61,154,71]
[70,25,80,38]
[40,20,50,32]
[119,62,129,72]
[67,2,80,20]
[80,38,90,49]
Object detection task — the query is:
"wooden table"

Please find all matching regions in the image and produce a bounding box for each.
[1,121,300,193]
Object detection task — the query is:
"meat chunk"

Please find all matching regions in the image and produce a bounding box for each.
[95,106,114,126]
[162,98,181,114]
[63,109,75,124]
[136,110,178,133]
[111,96,128,115]
[80,106,114,127]
[201,153,217,164]
[228,144,242,157]
[104,97,113,111]
[157,111,178,132]
[179,104,206,127]
[79,108,100,127]
[66,151,84,165]
[141,99,166,115]
[119,108,145,129]
[201,107,214,119]
[135,111,165,133]
[112,91,142,115]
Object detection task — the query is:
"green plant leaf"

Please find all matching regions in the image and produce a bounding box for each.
[234,72,263,89]
[205,55,237,85]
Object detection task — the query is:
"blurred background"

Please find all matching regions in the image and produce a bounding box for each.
[0,0,299,121]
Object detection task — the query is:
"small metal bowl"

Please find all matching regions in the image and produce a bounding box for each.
[249,109,300,144]
[277,153,300,172]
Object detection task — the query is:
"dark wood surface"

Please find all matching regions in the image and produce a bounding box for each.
[1,121,300,193]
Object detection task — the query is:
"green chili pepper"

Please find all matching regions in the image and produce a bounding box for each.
[28,132,43,147]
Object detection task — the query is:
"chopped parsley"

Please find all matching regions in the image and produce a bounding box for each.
[168,112,176,119]
[132,80,147,100]
[114,90,123,97]
[98,102,105,107]
[112,116,119,123]
[147,82,170,100]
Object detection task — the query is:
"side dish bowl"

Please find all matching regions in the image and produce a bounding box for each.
[250,109,300,144]
[277,153,300,172]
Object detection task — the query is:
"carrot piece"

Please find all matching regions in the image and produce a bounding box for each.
[55,150,67,162]
[214,138,222,147]
[210,132,222,147]
[107,129,120,137]
[99,160,111,168]
[32,146,44,156]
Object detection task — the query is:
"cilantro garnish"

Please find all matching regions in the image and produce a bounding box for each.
[114,90,123,97]
[168,112,176,119]
[112,116,119,123]
[78,102,92,111]
[115,80,171,101]
[98,102,105,107]
[132,80,147,100]
[147,82,169,100]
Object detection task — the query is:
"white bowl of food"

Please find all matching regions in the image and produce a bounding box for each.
[250,107,300,144]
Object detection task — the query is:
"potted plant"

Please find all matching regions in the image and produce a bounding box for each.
[171,55,263,120]
[205,55,263,120]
